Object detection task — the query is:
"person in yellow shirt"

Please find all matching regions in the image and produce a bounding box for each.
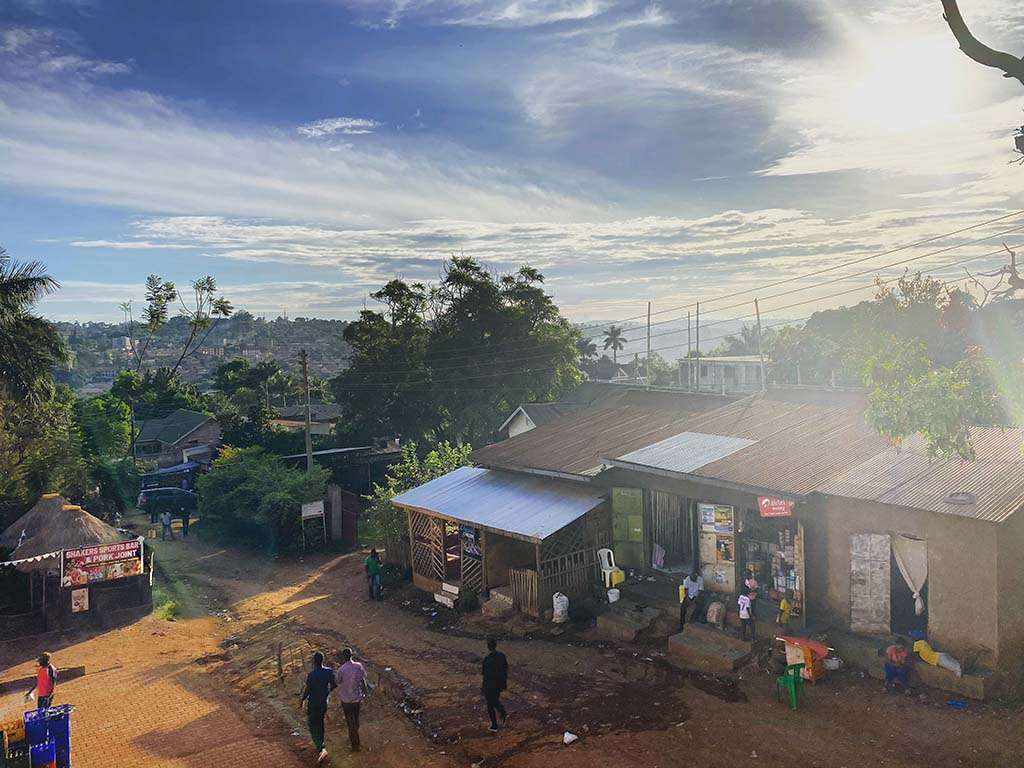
[913,638,962,677]
[776,590,793,632]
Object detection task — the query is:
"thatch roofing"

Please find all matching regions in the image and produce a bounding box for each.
[0,493,128,562]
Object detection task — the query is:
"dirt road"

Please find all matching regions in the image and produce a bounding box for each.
[146,532,1024,768]
[5,517,1022,768]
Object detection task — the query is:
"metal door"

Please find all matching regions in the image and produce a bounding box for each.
[850,533,890,634]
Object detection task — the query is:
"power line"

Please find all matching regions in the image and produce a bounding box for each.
[349,207,1024,368]
[326,237,1020,382]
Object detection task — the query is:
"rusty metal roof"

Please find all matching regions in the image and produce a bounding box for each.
[390,466,605,542]
[470,389,739,478]
[817,429,1024,523]
[608,393,889,497]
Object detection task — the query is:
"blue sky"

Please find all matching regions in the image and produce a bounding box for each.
[2,0,1024,331]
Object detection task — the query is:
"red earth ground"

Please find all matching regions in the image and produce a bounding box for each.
[4,516,1024,767]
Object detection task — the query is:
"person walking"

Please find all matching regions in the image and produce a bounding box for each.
[160,509,174,541]
[25,653,57,709]
[299,651,336,764]
[482,638,509,733]
[179,505,190,537]
[336,648,368,752]
[738,586,756,641]
[365,549,382,601]
[678,570,705,631]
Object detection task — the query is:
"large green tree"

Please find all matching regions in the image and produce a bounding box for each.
[196,447,328,553]
[332,257,583,446]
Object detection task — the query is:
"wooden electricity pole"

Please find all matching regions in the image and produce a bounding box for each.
[695,302,700,393]
[299,349,314,473]
[646,302,652,389]
[754,299,766,392]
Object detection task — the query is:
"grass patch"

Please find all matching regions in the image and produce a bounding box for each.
[152,588,180,621]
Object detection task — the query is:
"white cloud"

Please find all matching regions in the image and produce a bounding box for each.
[297,117,383,137]
[0,83,604,227]
[0,26,131,79]
[70,239,200,249]
[341,0,616,28]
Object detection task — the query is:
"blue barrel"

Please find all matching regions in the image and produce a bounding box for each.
[21,712,48,748]
[29,740,55,768]
[44,707,72,768]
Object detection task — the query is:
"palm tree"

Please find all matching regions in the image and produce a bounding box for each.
[602,325,625,364]
[0,248,68,404]
[576,337,597,361]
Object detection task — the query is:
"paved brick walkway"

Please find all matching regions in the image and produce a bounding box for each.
[0,616,305,768]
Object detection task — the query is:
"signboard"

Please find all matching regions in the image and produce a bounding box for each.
[458,525,482,561]
[699,503,734,533]
[758,496,794,518]
[61,539,143,587]
[301,500,325,520]
[71,588,89,613]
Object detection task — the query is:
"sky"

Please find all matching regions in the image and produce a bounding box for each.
[2,0,1024,341]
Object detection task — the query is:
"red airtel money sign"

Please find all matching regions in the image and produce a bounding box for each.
[757,496,793,518]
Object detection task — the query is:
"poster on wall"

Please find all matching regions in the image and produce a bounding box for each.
[71,588,89,613]
[758,496,793,517]
[458,525,482,560]
[61,539,143,587]
[716,535,735,562]
[699,504,734,533]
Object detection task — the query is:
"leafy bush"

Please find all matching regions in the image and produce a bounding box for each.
[152,589,179,620]
[196,447,329,554]
[457,588,480,612]
[379,561,410,590]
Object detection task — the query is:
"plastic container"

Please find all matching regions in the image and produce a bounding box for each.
[44,706,73,768]
[21,712,47,749]
[552,592,570,624]
[607,588,620,603]
[29,740,55,768]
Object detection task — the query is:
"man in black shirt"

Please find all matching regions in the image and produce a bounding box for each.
[481,637,509,732]
[299,651,336,763]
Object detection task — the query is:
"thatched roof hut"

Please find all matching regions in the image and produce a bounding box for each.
[0,494,128,564]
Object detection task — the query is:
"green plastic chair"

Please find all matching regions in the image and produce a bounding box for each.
[775,662,807,710]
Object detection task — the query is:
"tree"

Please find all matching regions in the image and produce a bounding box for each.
[332,257,582,446]
[122,274,233,374]
[715,325,777,357]
[111,367,208,421]
[941,0,1024,162]
[602,325,625,363]
[364,441,472,549]
[864,340,1011,459]
[196,447,328,553]
[576,337,597,361]
[0,248,69,404]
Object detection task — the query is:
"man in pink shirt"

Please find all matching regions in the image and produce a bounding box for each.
[335,648,368,752]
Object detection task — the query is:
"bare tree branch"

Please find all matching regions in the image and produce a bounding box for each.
[942,0,1024,86]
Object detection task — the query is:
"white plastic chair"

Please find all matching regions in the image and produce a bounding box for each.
[597,548,617,588]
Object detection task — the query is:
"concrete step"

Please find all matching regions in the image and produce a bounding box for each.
[667,622,754,674]
[488,586,514,607]
[481,598,515,618]
[433,592,456,609]
[595,600,661,643]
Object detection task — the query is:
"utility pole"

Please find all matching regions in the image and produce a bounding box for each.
[299,348,314,473]
[646,302,652,389]
[754,298,766,392]
[695,302,701,393]
[687,311,692,391]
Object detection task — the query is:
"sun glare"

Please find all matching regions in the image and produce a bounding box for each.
[845,36,959,133]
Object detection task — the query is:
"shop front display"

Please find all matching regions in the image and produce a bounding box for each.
[741,498,806,627]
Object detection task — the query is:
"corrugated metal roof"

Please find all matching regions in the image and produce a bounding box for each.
[607,393,889,496]
[617,432,757,474]
[391,466,606,542]
[817,429,1024,523]
[472,389,739,477]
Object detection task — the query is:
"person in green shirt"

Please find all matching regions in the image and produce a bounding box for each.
[365,549,383,601]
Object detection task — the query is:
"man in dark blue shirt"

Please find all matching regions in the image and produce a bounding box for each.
[299,651,336,763]
[481,638,509,732]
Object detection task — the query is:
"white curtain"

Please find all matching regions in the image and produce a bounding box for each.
[892,534,928,616]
